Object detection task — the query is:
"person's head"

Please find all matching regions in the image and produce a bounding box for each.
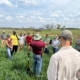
[54,36,57,40]
[20,33,22,36]
[34,34,42,41]
[24,34,26,36]
[13,30,16,35]
[33,33,34,35]
[46,34,48,38]
[7,34,10,38]
[28,33,30,36]
[3,31,5,34]
[59,30,73,46]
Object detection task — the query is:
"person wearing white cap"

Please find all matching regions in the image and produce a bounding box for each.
[1,31,6,47]
[28,33,45,77]
[47,30,80,80]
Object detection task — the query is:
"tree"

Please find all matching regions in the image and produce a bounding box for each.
[57,24,61,30]
[63,25,66,30]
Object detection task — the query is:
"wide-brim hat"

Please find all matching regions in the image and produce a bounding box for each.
[3,31,5,33]
[34,34,42,40]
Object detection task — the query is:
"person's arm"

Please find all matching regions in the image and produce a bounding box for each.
[28,43,32,51]
[47,56,58,80]
[6,40,12,49]
[28,45,32,51]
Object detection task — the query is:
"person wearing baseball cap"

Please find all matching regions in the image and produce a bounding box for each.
[1,31,6,47]
[47,30,80,80]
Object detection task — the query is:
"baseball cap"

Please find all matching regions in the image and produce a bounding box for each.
[59,30,73,39]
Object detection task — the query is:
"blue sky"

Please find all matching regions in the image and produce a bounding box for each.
[0,0,80,28]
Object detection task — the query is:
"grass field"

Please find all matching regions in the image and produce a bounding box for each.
[0,28,80,36]
[0,29,79,80]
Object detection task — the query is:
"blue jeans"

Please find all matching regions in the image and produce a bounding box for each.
[33,54,42,76]
[52,47,58,53]
[6,47,12,60]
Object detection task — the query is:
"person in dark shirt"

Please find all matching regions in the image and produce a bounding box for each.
[28,33,45,77]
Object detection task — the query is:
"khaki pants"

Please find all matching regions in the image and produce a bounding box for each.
[1,40,5,47]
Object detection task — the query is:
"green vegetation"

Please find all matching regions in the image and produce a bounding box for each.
[0,29,79,80]
[0,46,52,80]
[0,28,80,36]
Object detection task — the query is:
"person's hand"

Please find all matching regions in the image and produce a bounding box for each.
[10,47,13,50]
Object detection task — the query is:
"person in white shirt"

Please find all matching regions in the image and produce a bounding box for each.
[18,33,24,51]
[47,30,80,80]
[52,36,60,53]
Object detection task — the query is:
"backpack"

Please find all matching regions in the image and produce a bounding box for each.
[49,39,52,44]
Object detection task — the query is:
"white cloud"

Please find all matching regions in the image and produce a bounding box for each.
[77,18,80,21]
[17,0,37,6]
[55,10,62,14]
[30,16,36,19]
[69,14,73,17]
[50,11,65,18]
[0,20,3,22]
[71,19,75,22]
[64,18,70,21]
[16,15,24,19]
[6,16,13,21]
[0,14,4,17]
[51,13,59,17]
[0,0,13,6]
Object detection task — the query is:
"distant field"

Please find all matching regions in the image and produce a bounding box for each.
[0,29,80,36]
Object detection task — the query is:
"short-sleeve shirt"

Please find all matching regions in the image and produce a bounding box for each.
[30,40,45,55]
[19,36,24,44]
[10,35,18,45]
[44,38,50,47]
[6,38,12,47]
[52,39,60,48]
[1,34,6,40]
[26,36,32,44]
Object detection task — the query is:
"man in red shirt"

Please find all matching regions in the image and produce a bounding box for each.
[28,33,45,77]
[26,33,32,48]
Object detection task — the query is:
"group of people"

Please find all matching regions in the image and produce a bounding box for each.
[0,30,80,80]
[0,31,34,60]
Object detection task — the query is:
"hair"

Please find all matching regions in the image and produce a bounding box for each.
[61,36,73,45]
[46,34,48,37]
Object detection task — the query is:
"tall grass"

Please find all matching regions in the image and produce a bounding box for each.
[0,29,78,80]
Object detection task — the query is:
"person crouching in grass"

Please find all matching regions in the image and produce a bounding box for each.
[28,34,45,77]
[6,34,12,60]
[18,33,24,51]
